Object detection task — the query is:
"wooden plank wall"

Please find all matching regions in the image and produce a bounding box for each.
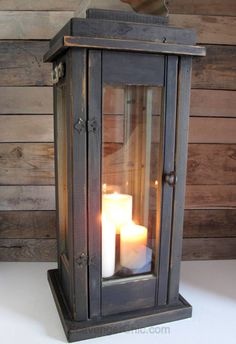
[0,0,235,261]
[168,0,236,260]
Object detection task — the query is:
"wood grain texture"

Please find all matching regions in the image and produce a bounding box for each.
[62,35,205,59]
[0,211,56,239]
[103,116,236,144]
[187,144,236,185]
[0,87,53,114]
[102,278,156,316]
[0,11,73,39]
[69,48,89,321]
[106,143,236,186]
[103,86,125,114]
[0,115,53,142]
[103,115,124,143]
[190,90,236,117]
[183,209,236,238]
[88,49,102,318]
[0,0,80,11]
[3,208,236,241]
[189,118,236,143]
[0,213,236,261]
[182,238,236,260]
[103,86,162,115]
[169,14,236,45]
[0,2,235,264]
[103,51,165,85]
[185,185,236,209]
[0,143,54,185]
[0,9,235,44]
[167,56,192,304]
[0,0,131,12]
[90,86,236,118]
[168,0,236,16]
[2,184,234,213]
[0,41,51,86]
[0,238,56,261]
[0,186,55,210]
[3,44,235,91]
[192,45,236,90]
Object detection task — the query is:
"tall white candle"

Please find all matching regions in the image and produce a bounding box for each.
[102,216,116,278]
[102,193,132,232]
[120,222,148,270]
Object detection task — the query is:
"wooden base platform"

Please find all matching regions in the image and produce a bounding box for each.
[48,269,192,342]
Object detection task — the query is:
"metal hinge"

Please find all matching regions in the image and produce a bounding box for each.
[87,118,98,133]
[52,62,65,84]
[164,171,177,187]
[74,118,98,134]
[74,118,86,133]
[76,253,96,268]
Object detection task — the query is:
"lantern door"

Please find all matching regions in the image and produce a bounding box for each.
[88,50,178,318]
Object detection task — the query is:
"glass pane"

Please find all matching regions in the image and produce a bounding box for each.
[56,86,68,256]
[102,85,162,280]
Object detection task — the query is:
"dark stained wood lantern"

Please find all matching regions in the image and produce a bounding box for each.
[44,9,205,342]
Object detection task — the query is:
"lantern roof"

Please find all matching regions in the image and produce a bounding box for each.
[44,9,206,63]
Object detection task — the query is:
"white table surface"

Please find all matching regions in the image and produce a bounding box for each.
[0,260,235,344]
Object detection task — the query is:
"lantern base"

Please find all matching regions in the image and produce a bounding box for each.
[48,269,192,343]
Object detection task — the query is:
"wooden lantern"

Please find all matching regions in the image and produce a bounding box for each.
[44,9,205,342]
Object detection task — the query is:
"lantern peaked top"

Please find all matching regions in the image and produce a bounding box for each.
[44,9,205,63]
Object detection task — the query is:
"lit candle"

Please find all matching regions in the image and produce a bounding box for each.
[102,216,116,278]
[102,193,132,232]
[120,222,148,270]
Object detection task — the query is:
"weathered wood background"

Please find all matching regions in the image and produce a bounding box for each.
[0,0,236,261]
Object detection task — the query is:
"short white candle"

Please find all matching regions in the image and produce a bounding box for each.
[102,216,116,278]
[102,193,132,232]
[120,222,148,270]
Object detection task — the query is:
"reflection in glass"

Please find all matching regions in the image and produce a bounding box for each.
[57,86,68,256]
[102,85,162,279]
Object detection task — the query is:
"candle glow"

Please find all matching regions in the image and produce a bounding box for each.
[102,193,132,231]
[102,191,148,276]
[120,222,148,270]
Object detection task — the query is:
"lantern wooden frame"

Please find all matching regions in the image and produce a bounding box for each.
[44,9,205,342]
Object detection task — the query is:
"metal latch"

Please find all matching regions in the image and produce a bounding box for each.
[74,118,86,133]
[74,118,98,134]
[87,118,98,133]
